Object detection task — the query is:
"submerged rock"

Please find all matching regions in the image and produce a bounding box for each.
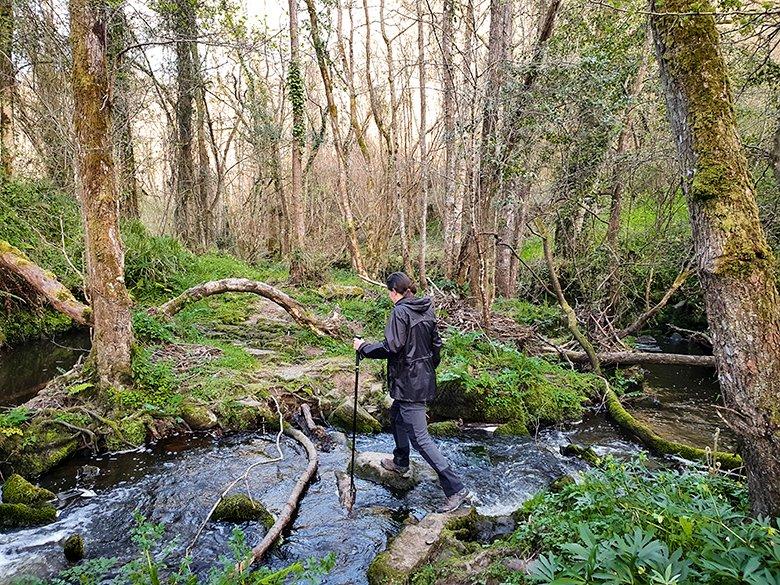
[0,502,56,529]
[181,401,219,431]
[211,494,274,528]
[63,534,85,562]
[560,443,601,466]
[2,474,55,507]
[328,399,382,434]
[350,451,435,492]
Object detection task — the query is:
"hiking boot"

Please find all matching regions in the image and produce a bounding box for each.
[439,488,470,513]
[381,458,410,476]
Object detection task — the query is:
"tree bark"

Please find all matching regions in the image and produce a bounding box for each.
[417,0,428,290]
[652,0,780,516]
[772,118,780,191]
[440,0,460,279]
[0,0,13,177]
[557,350,715,368]
[70,0,133,388]
[156,278,343,337]
[0,240,90,325]
[173,0,197,247]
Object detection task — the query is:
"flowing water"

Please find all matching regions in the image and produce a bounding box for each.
[0,335,734,584]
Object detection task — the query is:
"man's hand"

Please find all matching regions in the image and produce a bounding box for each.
[353,337,364,352]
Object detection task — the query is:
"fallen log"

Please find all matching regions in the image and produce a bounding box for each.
[242,425,319,569]
[155,278,342,337]
[0,240,91,325]
[558,350,715,367]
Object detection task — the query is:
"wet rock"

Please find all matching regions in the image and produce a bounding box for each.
[211,494,274,528]
[77,465,100,483]
[350,452,435,492]
[494,419,529,437]
[181,401,219,431]
[63,534,85,562]
[2,474,55,507]
[0,502,56,529]
[317,284,365,299]
[560,443,601,466]
[328,399,382,434]
[428,420,462,437]
[367,508,472,585]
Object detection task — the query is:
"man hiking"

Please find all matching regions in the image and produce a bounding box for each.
[353,272,469,513]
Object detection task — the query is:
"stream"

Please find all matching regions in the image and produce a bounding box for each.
[0,335,735,584]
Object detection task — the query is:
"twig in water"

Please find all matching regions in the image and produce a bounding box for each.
[185,395,285,557]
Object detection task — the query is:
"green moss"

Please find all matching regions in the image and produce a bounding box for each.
[367,551,407,585]
[211,494,274,528]
[181,401,218,431]
[494,420,529,437]
[432,331,594,426]
[328,399,381,434]
[0,502,56,528]
[106,417,148,452]
[2,474,55,506]
[428,421,461,437]
[560,443,601,466]
[63,533,85,562]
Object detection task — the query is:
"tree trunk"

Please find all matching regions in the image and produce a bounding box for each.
[288,0,306,282]
[108,6,139,219]
[0,0,13,177]
[417,0,428,290]
[772,118,780,191]
[70,0,133,388]
[652,0,780,516]
[304,0,365,276]
[173,0,197,247]
[440,0,459,279]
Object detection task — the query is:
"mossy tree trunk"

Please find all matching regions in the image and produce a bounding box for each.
[70,0,133,388]
[287,0,306,283]
[0,0,13,177]
[652,0,780,516]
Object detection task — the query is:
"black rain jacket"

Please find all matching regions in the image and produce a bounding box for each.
[358,295,442,402]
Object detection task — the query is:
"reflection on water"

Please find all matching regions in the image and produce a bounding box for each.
[0,331,91,407]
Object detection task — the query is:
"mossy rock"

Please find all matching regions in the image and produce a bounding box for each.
[217,398,279,431]
[211,494,274,528]
[106,418,148,452]
[494,420,529,437]
[367,551,407,585]
[328,399,382,434]
[181,401,219,431]
[5,421,80,476]
[428,420,462,437]
[560,443,601,466]
[2,474,55,506]
[63,533,85,562]
[0,502,56,529]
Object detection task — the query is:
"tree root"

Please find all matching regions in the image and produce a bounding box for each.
[154,278,343,337]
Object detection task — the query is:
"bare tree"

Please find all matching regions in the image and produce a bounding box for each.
[0,0,13,177]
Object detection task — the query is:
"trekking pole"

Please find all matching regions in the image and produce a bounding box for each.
[349,350,361,508]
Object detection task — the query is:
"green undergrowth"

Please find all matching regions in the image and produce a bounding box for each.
[492,298,566,337]
[432,330,597,427]
[10,513,334,585]
[416,458,780,585]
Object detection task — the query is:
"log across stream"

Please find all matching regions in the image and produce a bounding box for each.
[0,337,736,583]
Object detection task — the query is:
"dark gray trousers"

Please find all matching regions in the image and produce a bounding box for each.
[390,400,465,497]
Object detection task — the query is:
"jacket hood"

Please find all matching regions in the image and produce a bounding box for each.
[398,295,432,313]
